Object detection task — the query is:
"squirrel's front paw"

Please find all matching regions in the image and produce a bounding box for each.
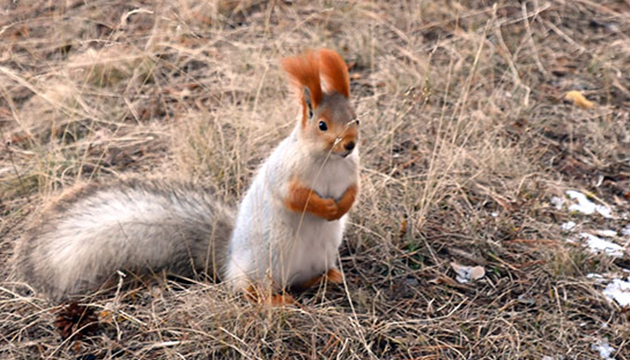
[329,207,346,221]
[318,198,339,221]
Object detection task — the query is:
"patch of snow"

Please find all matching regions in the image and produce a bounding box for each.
[622,225,630,237]
[590,339,615,360]
[551,196,565,210]
[491,211,499,218]
[596,229,617,238]
[579,233,624,257]
[587,273,607,284]
[561,221,576,231]
[566,190,612,218]
[602,277,630,307]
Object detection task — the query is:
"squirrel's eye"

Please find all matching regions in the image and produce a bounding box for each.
[356,119,360,126]
[318,121,328,131]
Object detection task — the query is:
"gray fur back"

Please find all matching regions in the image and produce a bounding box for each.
[14,179,234,301]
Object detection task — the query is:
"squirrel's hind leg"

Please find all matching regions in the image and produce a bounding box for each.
[293,268,343,291]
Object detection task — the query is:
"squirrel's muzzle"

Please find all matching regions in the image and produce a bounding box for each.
[338,139,356,158]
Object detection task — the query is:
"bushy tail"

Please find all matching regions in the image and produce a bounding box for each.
[14,179,234,301]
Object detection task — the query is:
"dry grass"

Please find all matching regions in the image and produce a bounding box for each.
[2,0,630,358]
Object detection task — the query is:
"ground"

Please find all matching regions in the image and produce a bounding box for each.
[1,0,630,359]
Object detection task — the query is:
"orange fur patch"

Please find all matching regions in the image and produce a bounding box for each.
[319,48,350,98]
[282,50,323,109]
[245,285,295,306]
[334,183,358,220]
[285,178,339,221]
[294,268,344,291]
[325,268,343,283]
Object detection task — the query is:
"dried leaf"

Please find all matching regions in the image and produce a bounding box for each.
[451,262,486,283]
[428,275,457,286]
[54,302,100,341]
[565,91,594,109]
[99,310,113,323]
[469,266,486,281]
[399,215,408,239]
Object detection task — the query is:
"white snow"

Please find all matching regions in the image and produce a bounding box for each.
[551,189,630,319]
[590,339,615,360]
[587,273,605,282]
[579,233,624,257]
[561,221,576,231]
[566,190,612,218]
[551,196,565,210]
[596,229,617,238]
[602,277,630,307]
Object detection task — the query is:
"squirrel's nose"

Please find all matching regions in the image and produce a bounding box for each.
[345,141,355,151]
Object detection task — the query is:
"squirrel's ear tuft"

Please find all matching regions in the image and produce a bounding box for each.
[319,48,350,99]
[282,50,323,112]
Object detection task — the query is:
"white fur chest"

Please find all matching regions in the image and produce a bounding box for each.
[282,151,359,286]
[303,152,359,200]
[285,216,346,285]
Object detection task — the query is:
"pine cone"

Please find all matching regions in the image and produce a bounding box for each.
[54,301,100,340]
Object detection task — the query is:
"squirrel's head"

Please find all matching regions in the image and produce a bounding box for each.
[282,49,358,159]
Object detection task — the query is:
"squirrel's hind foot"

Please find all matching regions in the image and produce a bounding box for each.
[324,268,343,284]
[294,268,344,291]
[245,285,295,306]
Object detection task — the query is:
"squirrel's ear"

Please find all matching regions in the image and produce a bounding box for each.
[303,86,314,120]
[319,48,350,99]
[282,51,323,123]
